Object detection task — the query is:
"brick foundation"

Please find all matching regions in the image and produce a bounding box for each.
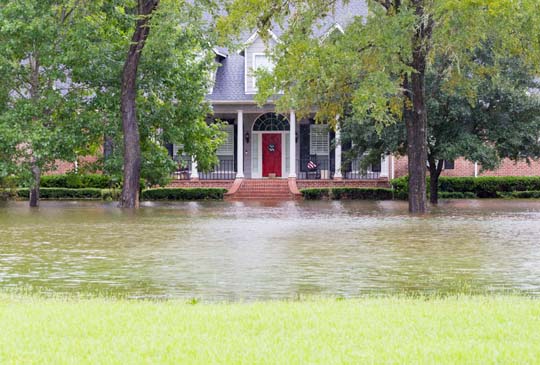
[297,179,390,189]
[166,180,234,189]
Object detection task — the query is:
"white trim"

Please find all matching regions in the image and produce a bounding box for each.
[243,30,280,49]
[250,52,274,91]
[252,131,290,178]
[212,48,228,58]
[236,110,244,178]
[320,23,345,42]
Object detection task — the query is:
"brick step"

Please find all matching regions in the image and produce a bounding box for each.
[227,178,295,200]
[232,193,292,198]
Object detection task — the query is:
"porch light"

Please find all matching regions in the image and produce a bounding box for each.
[245,132,250,144]
[295,132,298,143]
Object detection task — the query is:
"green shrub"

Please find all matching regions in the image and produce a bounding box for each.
[439,192,477,199]
[496,190,540,199]
[332,188,394,200]
[101,189,121,201]
[301,188,331,200]
[40,174,114,189]
[301,188,393,200]
[141,188,227,201]
[391,176,540,199]
[17,188,103,200]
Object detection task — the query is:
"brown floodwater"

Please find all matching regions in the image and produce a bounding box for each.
[1,199,540,300]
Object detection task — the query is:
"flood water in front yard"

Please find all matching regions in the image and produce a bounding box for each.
[1,199,540,300]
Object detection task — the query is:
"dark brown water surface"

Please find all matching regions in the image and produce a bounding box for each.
[1,200,540,300]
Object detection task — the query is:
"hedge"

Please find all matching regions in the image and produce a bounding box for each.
[392,176,540,199]
[497,190,540,199]
[141,188,227,201]
[40,174,115,189]
[438,192,477,199]
[17,188,104,200]
[301,188,394,200]
[301,188,331,200]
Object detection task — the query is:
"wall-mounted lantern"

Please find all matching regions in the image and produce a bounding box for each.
[245,132,250,144]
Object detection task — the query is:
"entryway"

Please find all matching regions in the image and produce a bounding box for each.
[262,133,282,177]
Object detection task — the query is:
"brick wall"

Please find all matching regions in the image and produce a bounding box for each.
[297,179,390,189]
[167,180,234,189]
[394,155,540,178]
[47,156,99,175]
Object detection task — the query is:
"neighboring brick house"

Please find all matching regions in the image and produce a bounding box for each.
[394,157,540,179]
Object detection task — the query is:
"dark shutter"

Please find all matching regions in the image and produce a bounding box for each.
[371,160,382,173]
[299,124,311,172]
[341,137,352,174]
[234,122,238,172]
[329,130,335,176]
[165,143,174,158]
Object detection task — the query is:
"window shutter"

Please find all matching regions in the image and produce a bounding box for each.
[300,124,311,172]
[217,125,234,156]
[310,125,329,156]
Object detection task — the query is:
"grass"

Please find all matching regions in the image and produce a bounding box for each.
[1,295,539,364]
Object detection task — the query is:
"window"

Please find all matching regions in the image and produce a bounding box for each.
[371,160,382,173]
[217,124,234,156]
[444,160,455,170]
[310,125,329,155]
[253,113,289,131]
[253,54,274,88]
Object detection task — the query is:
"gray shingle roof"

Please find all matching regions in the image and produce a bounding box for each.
[208,54,254,101]
[207,0,367,103]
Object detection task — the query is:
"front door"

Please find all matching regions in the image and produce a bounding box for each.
[262,133,282,177]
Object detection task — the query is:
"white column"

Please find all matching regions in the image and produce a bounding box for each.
[236,110,244,178]
[190,156,199,179]
[289,110,297,178]
[380,155,389,178]
[334,118,343,179]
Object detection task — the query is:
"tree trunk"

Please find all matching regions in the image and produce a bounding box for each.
[119,0,159,208]
[428,158,444,205]
[29,164,41,208]
[405,1,433,214]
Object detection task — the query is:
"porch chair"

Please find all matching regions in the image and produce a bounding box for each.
[306,155,321,180]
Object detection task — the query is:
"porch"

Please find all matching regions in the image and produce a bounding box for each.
[168,110,392,185]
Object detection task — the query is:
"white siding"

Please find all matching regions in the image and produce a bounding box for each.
[245,36,276,94]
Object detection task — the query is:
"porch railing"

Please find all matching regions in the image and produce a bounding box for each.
[296,158,334,180]
[296,158,382,180]
[172,157,236,180]
[343,159,381,180]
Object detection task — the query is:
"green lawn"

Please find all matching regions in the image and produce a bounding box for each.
[1,295,539,364]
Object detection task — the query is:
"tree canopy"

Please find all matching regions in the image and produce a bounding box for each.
[218,0,540,212]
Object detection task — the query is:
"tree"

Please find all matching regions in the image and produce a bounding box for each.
[67,0,225,204]
[119,0,159,208]
[219,0,523,213]
[342,50,540,204]
[0,0,103,207]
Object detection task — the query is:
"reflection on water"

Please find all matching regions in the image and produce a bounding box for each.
[1,199,540,300]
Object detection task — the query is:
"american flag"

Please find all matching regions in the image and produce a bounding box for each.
[307,160,317,170]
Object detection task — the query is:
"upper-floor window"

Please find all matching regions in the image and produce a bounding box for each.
[252,54,274,89]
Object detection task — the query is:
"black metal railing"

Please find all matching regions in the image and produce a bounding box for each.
[172,156,192,180]
[171,156,236,180]
[296,158,334,180]
[199,159,236,180]
[343,159,381,180]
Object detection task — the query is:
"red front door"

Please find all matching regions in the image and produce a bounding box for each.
[262,133,282,177]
